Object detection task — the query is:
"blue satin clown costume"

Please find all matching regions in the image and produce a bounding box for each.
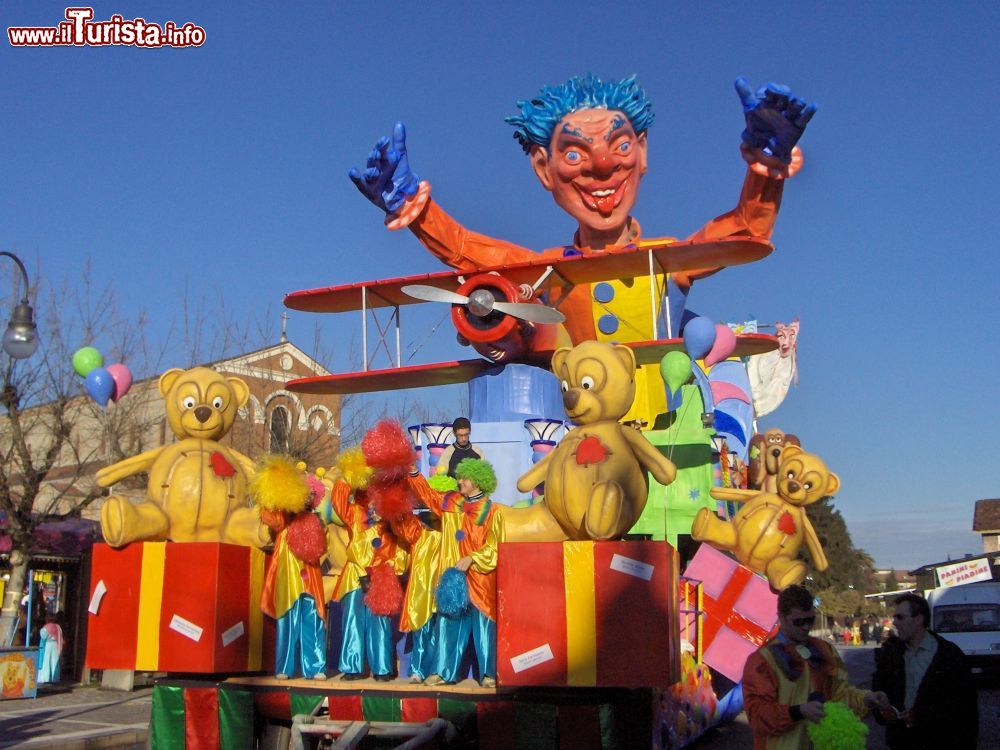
[329,480,409,678]
[407,472,506,684]
[260,512,328,679]
[391,512,443,681]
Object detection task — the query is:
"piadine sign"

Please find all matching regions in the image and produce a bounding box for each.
[935,558,993,588]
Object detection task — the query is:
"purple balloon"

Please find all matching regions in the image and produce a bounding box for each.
[683,316,717,360]
[85,367,115,407]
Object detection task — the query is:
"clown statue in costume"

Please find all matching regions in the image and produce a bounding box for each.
[407,459,506,687]
[390,478,447,683]
[351,75,815,427]
[325,449,409,681]
[253,457,330,680]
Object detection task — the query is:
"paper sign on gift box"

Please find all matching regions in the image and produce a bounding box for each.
[681,544,778,682]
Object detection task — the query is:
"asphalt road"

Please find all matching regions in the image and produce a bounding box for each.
[0,685,151,749]
[690,644,1000,749]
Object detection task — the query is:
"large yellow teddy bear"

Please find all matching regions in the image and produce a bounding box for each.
[508,341,677,541]
[97,367,269,548]
[693,445,838,590]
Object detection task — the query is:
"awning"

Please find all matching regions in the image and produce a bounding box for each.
[0,514,101,558]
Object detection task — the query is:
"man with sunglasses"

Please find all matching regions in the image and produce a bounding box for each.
[743,585,888,749]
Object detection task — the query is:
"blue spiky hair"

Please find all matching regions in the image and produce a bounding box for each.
[506,74,655,154]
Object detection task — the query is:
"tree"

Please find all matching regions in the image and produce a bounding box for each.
[884,569,899,592]
[805,497,878,591]
[804,497,881,621]
[815,587,866,623]
[1,264,167,645]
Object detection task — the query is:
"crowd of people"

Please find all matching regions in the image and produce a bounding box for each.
[838,615,888,645]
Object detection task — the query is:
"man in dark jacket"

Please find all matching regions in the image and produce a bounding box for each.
[872,593,978,749]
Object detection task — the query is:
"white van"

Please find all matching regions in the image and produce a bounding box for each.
[927,581,1000,676]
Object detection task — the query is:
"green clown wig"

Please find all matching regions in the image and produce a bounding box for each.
[454,458,497,495]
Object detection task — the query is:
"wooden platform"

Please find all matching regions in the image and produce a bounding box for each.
[225,673,497,698]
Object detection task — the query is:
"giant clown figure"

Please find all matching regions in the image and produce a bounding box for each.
[351,75,815,426]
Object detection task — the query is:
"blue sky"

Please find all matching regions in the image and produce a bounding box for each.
[2,1,998,569]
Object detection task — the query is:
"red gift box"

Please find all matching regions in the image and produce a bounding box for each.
[681,544,778,682]
[497,540,679,688]
[85,542,271,673]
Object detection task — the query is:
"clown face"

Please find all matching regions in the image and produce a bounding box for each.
[775,322,799,358]
[458,476,479,498]
[530,109,647,247]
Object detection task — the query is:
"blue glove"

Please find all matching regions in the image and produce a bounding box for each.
[348,122,420,213]
[734,78,816,165]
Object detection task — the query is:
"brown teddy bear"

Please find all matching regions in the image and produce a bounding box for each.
[693,445,837,589]
[97,367,269,548]
[510,341,677,540]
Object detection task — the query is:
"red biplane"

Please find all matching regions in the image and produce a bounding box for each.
[283,236,778,395]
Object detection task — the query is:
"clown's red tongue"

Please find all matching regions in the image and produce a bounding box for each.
[594,192,617,215]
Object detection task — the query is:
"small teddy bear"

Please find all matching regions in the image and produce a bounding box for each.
[693,445,838,590]
[513,341,677,540]
[747,428,800,493]
[97,366,269,548]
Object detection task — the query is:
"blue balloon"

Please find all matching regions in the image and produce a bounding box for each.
[85,367,115,407]
[683,316,717,360]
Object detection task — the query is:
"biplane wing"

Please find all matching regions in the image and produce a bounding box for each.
[286,334,777,395]
[287,359,495,395]
[284,236,773,314]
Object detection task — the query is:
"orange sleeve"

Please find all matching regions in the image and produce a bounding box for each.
[407,472,445,516]
[260,508,288,534]
[675,168,785,287]
[391,512,424,546]
[742,650,796,738]
[689,168,784,242]
[408,198,536,270]
[260,533,281,619]
[330,480,352,526]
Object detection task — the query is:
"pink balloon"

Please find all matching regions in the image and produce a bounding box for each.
[704,324,737,367]
[106,363,133,402]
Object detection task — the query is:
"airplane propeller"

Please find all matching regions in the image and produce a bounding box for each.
[401,284,565,325]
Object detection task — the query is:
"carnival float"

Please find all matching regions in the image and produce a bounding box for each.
[82,73,828,749]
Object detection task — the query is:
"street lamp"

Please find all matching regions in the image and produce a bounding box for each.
[1,251,39,359]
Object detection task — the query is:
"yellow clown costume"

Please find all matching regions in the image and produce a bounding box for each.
[407,468,505,685]
[327,480,408,678]
[742,634,871,750]
[390,511,443,681]
[260,514,327,679]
